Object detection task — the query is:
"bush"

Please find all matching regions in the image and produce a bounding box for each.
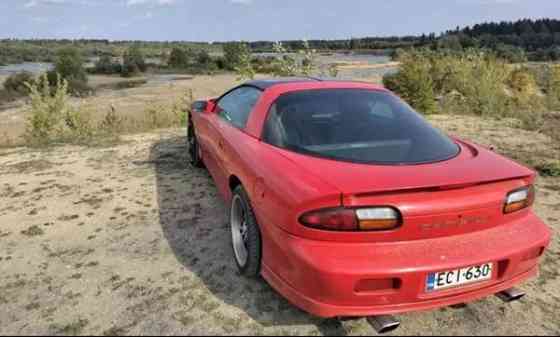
[168,47,192,68]
[23,73,96,146]
[3,71,35,96]
[196,50,213,68]
[494,44,527,63]
[385,49,527,117]
[506,67,543,111]
[544,65,560,110]
[382,51,437,114]
[122,46,147,77]
[93,55,122,75]
[45,70,93,97]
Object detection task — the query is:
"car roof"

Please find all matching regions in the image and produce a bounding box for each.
[244,77,381,90]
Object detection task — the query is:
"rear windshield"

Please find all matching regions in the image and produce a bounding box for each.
[262,89,459,165]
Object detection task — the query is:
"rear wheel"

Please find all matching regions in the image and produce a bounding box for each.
[188,125,204,168]
[230,185,261,277]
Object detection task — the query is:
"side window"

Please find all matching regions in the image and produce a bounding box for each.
[216,86,262,129]
[368,100,395,119]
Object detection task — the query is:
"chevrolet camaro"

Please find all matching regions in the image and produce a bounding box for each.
[187,77,551,333]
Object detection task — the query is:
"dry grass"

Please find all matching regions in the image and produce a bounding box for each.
[0,74,241,147]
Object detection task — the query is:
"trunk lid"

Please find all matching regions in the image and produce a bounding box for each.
[274,139,533,196]
[273,139,535,241]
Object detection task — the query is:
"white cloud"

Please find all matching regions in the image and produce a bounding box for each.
[24,0,67,8]
[230,0,253,4]
[126,0,176,6]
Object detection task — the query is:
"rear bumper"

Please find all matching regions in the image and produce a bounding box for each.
[261,212,551,318]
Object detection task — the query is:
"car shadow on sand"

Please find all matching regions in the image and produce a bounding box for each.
[151,135,348,335]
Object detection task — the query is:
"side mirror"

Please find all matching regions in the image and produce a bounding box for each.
[192,100,208,113]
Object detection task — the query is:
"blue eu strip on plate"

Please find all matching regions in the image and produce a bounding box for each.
[427,273,436,291]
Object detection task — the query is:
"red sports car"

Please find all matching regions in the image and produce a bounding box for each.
[188,78,551,333]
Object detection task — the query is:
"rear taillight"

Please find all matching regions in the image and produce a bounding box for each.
[299,207,402,232]
[504,185,534,214]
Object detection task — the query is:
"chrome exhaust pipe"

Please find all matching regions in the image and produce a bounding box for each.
[496,288,525,303]
[367,315,400,334]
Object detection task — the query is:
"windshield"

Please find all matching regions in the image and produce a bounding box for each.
[262,89,460,165]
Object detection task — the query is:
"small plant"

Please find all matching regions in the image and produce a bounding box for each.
[327,64,339,78]
[23,73,94,146]
[535,160,560,177]
[99,104,122,138]
[24,73,70,145]
[272,42,299,77]
[299,40,317,76]
[235,52,256,80]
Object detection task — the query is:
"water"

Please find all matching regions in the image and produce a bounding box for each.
[0,53,396,80]
[0,62,53,76]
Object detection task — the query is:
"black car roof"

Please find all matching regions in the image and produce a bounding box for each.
[244,77,324,90]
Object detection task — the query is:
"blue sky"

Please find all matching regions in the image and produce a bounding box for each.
[1,0,559,41]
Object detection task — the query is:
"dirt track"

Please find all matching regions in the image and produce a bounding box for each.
[0,96,559,334]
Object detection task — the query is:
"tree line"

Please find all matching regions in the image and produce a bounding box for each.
[441,18,560,61]
[2,18,560,66]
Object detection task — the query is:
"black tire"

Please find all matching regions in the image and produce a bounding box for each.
[188,124,204,168]
[230,185,262,278]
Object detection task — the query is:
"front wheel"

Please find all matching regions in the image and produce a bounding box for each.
[230,185,262,277]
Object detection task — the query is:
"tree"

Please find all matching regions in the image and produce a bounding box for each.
[223,42,250,70]
[168,47,190,68]
[196,50,212,67]
[53,47,88,82]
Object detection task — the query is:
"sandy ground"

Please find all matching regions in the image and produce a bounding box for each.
[0,115,558,335]
[0,74,559,335]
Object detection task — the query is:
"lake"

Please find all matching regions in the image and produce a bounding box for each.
[0,53,396,80]
[0,62,53,76]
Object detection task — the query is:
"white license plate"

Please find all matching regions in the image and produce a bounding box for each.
[426,263,493,292]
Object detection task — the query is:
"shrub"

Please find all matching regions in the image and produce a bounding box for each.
[93,55,122,75]
[383,51,437,114]
[122,46,147,77]
[386,49,519,116]
[299,41,317,76]
[168,47,192,68]
[235,52,256,80]
[3,71,35,96]
[545,65,560,110]
[99,104,123,138]
[506,67,543,111]
[46,70,93,97]
[196,50,213,68]
[535,161,560,177]
[494,44,527,63]
[24,74,71,145]
[271,42,299,76]
[24,73,94,146]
